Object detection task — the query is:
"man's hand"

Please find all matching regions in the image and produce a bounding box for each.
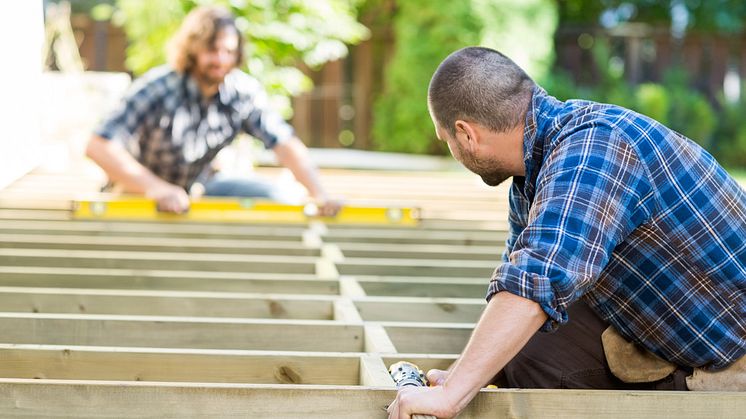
[387,385,461,419]
[426,369,449,387]
[146,182,190,213]
[316,197,342,217]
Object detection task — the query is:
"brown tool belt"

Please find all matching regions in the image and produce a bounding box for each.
[601,326,745,391]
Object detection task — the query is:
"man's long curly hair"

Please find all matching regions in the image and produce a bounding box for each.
[166,6,244,74]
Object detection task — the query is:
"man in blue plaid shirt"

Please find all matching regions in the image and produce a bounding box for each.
[388,47,745,419]
[87,6,338,214]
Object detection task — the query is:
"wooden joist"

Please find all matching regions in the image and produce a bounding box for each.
[0,266,339,294]
[0,313,363,352]
[0,248,319,274]
[0,380,741,419]
[0,287,335,320]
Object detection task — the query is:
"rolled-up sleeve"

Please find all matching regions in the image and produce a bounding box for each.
[94,77,161,144]
[487,129,653,331]
[239,81,295,149]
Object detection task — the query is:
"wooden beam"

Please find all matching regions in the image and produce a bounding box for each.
[0,379,741,418]
[0,345,359,385]
[0,248,317,274]
[333,299,362,324]
[0,220,307,240]
[382,322,475,355]
[355,297,484,323]
[357,277,487,298]
[0,233,320,256]
[0,313,363,352]
[363,324,397,353]
[324,227,507,246]
[339,277,367,299]
[0,287,334,320]
[337,242,504,261]
[358,354,394,387]
[337,257,496,277]
[0,266,339,294]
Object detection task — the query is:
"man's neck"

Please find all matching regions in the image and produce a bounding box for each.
[196,80,220,99]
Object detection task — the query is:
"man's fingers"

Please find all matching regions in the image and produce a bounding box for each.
[426,369,448,386]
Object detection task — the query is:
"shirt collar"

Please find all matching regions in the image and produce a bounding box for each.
[183,71,234,106]
[520,86,565,196]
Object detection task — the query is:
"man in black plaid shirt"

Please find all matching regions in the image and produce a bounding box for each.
[87,6,338,214]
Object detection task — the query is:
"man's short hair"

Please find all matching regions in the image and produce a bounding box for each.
[166,6,244,74]
[428,47,536,138]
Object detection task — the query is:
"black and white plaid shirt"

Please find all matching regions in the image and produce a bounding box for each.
[95,66,294,189]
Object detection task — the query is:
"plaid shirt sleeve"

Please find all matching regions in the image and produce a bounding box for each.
[487,128,654,331]
[93,76,164,144]
[502,181,529,263]
[237,78,295,149]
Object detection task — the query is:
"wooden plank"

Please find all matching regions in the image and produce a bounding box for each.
[358,354,394,387]
[339,277,367,298]
[333,299,362,323]
[0,249,317,273]
[324,227,507,246]
[0,344,359,385]
[0,287,334,320]
[382,323,475,355]
[0,209,68,220]
[0,313,363,352]
[0,233,321,256]
[0,380,741,418]
[357,276,486,298]
[355,297,484,323]
[0,220,307,240]
[363,324,397,353]
[0,266,339,294]
[337,242,504,261]
[338,257,496,277]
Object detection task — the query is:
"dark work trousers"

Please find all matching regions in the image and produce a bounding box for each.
[499,299,690,390]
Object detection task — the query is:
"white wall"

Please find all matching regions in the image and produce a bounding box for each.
[0,1,43,189]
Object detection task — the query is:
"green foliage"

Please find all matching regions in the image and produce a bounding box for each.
[714,87,746,168]
[114,0,368,115]
[372,0,558,154]
[661,69,716,149]
[372,0,479,154]
[634,83,669,125]
[540,40,717,151]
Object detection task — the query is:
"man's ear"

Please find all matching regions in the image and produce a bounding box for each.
[454,120,479,152]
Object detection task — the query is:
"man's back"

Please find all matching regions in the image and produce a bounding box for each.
[498,89,745,369]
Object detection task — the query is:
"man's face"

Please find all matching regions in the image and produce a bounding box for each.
[434,122,513,187]
[193,29,240,87]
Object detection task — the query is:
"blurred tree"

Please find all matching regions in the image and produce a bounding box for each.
[372,0,557,154]
[113,0,369,116]
[372,0,480,154]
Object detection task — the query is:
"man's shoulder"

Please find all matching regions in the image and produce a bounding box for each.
[223,69,264,98]
[128,65,182,97]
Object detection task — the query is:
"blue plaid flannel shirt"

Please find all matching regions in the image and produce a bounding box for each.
[488,88,745,370]
[94,66,294,189]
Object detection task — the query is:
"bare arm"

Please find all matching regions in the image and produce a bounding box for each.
[273,137,340,215]
[85,135,189,212]
[387,291,547,419]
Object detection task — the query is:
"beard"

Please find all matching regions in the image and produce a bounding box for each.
[194,65,230,88]
[453,140,512,187]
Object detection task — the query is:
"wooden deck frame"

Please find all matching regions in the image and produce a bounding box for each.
[2,182,739,419]
[0,379,742,418]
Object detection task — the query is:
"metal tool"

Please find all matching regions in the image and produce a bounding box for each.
[388,361,436,419]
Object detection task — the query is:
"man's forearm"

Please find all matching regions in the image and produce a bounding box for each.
[85,135,167,194]
[443,291,547,411]
[273,138,327,200]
